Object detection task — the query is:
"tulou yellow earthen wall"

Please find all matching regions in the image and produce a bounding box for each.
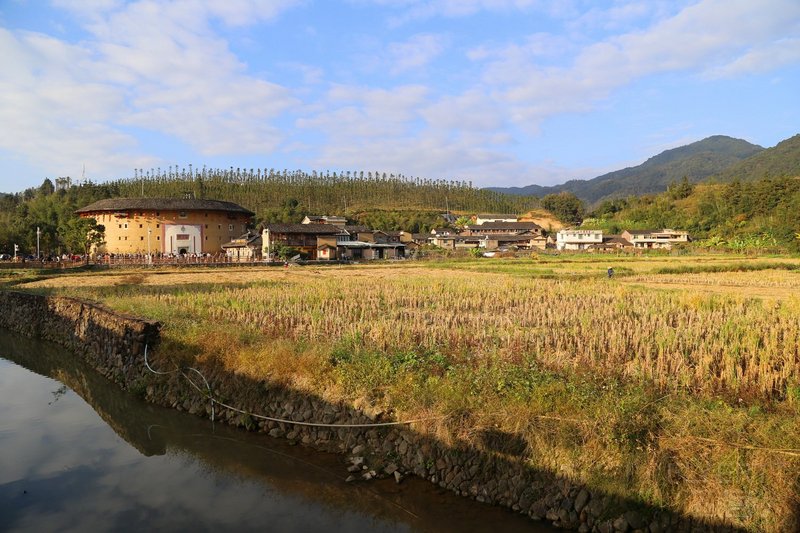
[80,209,251,254]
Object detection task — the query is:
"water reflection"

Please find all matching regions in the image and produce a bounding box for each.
[0,331,550,532]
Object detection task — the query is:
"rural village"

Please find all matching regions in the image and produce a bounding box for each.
[3,2,799,531]
[72,197,691,262]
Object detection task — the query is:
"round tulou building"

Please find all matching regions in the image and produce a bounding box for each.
[76,198,254,255]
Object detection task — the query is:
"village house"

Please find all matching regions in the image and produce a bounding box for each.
[76,198,254,255]
[621,229,690,249]
[411,233,432,246]
[429,234,485,250]
[335,226,407,260]
[222,231,262,261]
[263,218,409,261]
[556,229,603,250]
[425,216,548,252]
[591,235,633,252]
[463,221,543,237]
[262,223,341,260]
[336,240,405,260]
[482,233,548,250]
[376,230,407,244]
[343,225,373,241]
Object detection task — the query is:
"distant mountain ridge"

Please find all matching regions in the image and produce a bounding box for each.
[490,135,766,204]
[712,134,800,183]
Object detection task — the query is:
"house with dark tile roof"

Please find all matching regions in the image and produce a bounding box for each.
[222,231,262,261]
[262,223,342,260]
[463,221,543,236]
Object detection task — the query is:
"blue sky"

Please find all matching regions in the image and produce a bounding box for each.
[1,0,799,193]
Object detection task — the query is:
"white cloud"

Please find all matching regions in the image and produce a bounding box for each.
[298,83,531,185]
[279,62,325,85]
[301,0,800,186]
[0,1,302,178]
[201,0,305,26]
[478,0,800,127]
[3,0,799,189]
[386,33,447,74]
[467,32,574,73]
[304,128,587,187]
[707,38,800,78]
[420,89,504,131]
[567,1,686,34]
[53,0,302,26]
[354,0,542,24]
[298,84,428,138]
[0,29,154,177]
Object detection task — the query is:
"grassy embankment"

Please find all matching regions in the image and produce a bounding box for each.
[10,255,800,531]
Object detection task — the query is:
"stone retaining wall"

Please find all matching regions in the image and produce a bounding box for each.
[0,290,738,533]
[0,291,160,385]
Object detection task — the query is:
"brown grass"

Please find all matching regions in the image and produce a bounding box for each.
[12,257,800,531]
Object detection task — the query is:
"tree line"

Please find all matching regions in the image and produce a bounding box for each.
[0,169,545,256]
[5,167,796,256]
[586,175,800,251]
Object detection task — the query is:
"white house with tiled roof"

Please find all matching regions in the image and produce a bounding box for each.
[621,229,689,249]
[556,229,603,250]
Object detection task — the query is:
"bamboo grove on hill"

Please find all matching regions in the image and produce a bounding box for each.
[108,166,542,216]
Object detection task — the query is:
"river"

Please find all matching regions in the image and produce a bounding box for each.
[0,330,550,532]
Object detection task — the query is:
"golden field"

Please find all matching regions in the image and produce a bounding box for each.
[9,255,800,531]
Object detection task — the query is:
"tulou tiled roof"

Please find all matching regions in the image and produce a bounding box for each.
[76,197,254,216]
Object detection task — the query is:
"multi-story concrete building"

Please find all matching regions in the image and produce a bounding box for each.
[76,198,254,255]
[555,229,603,250]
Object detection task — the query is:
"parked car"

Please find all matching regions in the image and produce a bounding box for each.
[0,254,10,260]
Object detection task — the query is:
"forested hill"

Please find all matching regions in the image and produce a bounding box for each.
[585,173,800,251]
[106,168,541,217]
[711,134,800,183]
[0,169,542,254]
[490,135,764,204]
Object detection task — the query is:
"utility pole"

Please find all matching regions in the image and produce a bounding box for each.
[36,227,41,260]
